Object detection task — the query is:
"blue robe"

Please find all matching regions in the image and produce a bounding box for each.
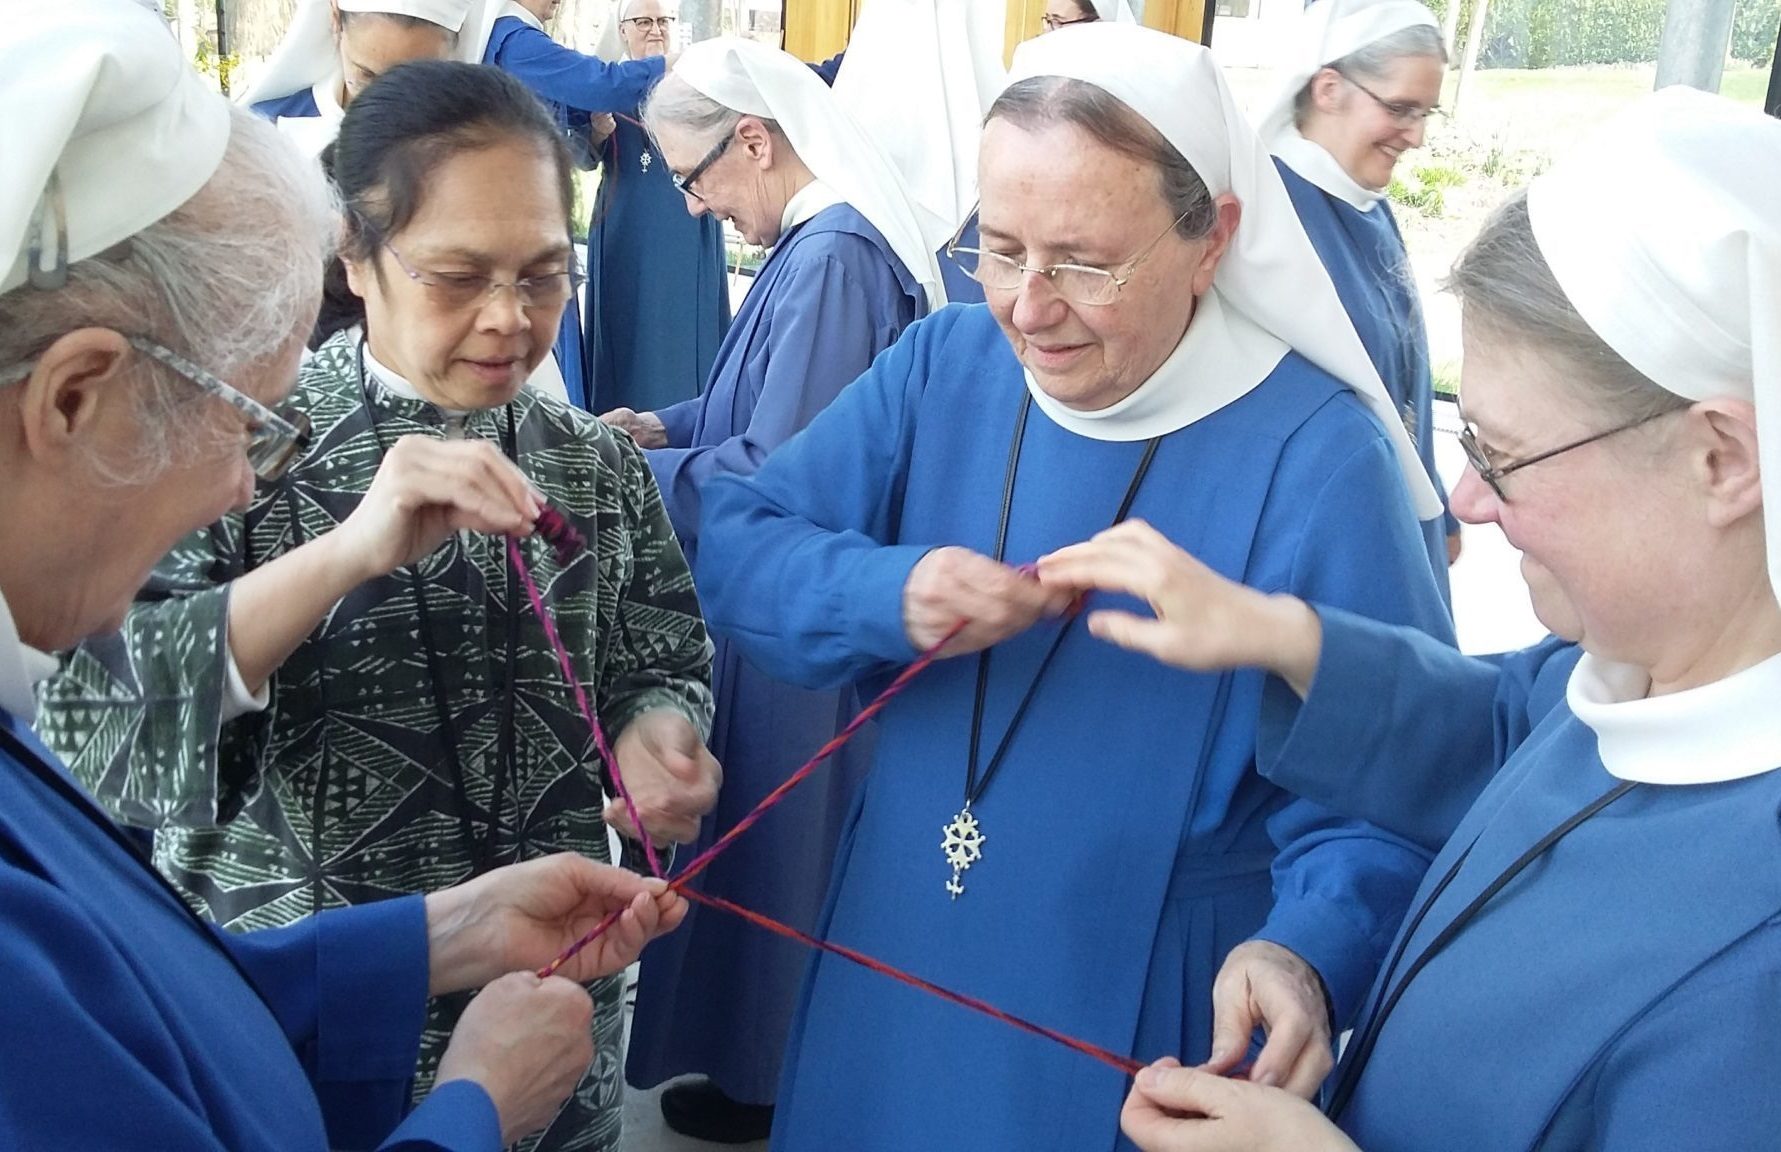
[251,88,321,121]
[1258,611,1781,1150]
[1276,160,1455,605]
[0,708,499,1151]
[483,16,665,411]
[585,110,730,414]
[694,304,1451,1151]
[625,202,926,1104]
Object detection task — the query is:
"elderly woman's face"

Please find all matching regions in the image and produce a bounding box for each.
[1041,0,1095,31]
[334,12,453,104]
[1310,54,1443,192]
[656,117,787,247]
[619,0,672,58]
[345,137,573,410]
[976,117,1227,412]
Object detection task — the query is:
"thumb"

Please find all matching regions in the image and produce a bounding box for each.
[1134,1063,1237,1117]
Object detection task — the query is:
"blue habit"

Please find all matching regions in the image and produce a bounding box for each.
[1258,612,1781,1151]
[483,16,665,411]
[585,110,730,415]
[695,304,1452,1151]
[625,202,926,1104]
[0,709,500,1151]
[1276,159,1455,605]
[250,88,321,121]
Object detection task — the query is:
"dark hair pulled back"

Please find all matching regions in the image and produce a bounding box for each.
[312,59,575,346]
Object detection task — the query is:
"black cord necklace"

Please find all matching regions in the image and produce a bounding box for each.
[355,341,521,878]
[942,392,1163,900]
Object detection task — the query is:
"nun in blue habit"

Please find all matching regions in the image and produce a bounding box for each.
[694,27,1452,1152]
[472,0,666,410]
[605,38,944,1140]
[1072,88,1781,1152]
[0,7,680,1148]
[582,0,731,415]
[1259,0,1458,605]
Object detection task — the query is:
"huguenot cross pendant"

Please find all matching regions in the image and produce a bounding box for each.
[639,149,652,173]
[941,804,986,899]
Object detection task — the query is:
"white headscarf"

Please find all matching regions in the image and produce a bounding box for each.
[1087,0,1139,22]
[237,0,481,110]
[1528,86,1781,609]
[830,0,1006,252]
[1004,24,1440,517]
[672,37,946,309]
[1257,0,1439,147]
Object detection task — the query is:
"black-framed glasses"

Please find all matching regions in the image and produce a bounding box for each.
[946,205,1191,306]
[1040,12,1096,29]
[1456,407,1676,501]
[621,15,675,30]
[671,130,735,202]
[131,338,311,481]
[381,243,584,311]
[1337,70,1442,127]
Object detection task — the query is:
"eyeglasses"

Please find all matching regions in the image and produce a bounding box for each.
[1338,71,1442,127]
[622,16,675,30]
[382,243,584,311]
[671,130,734,202]
[1456,407,1676,501]
[1040,12,1096,28]
[946,207,1192,306]
[130,338,311,481]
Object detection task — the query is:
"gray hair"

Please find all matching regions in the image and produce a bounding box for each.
[0,106,337,483]
[986,77,1217,241]
[1294,24,1448,129]
[641,73,783,153]
[1446,190,1689,424]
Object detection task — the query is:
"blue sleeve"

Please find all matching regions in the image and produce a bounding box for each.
[695,314,948,688]
[1256,609,1579,851]
[493,26,664,111]
[219,897,431,1147]
[379,1081,502,1152]
[647,252,907,555]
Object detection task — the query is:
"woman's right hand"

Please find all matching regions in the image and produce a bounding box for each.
[435,971,596,1147]
[1120,1061,1361,1152]
[330,435,541,582]
[598,407,668,449]
[902,546,1075,657]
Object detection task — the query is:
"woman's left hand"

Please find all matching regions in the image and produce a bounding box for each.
[1205,940,1334,1098]
[424,853,688,993]
[1121,1060,1360,1152]
[604,709,722,847]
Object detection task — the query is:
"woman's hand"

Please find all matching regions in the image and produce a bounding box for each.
[902,546,1074,656]
[424,853,687,994]
[1121,1060,1361,1152]
[435,971,596,1147]
[588,113,617,148]
[604,709,722,847]
[1205,941,1333,1098]
[600,407,668,449]
[1036,521,1323,697]
[329,435,541,583]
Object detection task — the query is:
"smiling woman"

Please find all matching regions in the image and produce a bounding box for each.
[36,59,718,1152]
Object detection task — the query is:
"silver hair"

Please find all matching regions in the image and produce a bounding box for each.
[0,106,337,483]
[1446,190,1690,424]
[641,72,783,153]
[986,77,1217,241]
[1293,24,1448,129]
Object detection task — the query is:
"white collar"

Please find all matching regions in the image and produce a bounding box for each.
[779,179,845,238]
[500,0,546,31]
[1024,289,1289,442]
[0,586,60,723]
[1273,130,1384,212]
[1568,649,1781,785]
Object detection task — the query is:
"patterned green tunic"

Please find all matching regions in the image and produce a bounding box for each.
[36,330,715,1152]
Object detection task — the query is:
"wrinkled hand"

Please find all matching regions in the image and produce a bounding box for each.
[589,113,617,148]
[1206,941,1333,1098]
[599,407,668,449]
[605,709,721,846]
[436,971,595,1147]
[424,853,687,993]
[1120,1060,1360,1152]
[902,546,1073,657]
[1036,521,1322,696]
[330,435,540,582]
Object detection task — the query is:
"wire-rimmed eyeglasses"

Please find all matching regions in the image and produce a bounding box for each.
[945,206,1192,306]
[1040,12,1096,29]
[1337,70,1442,127]
[382,243,584,311]
[1456,406,1677,501]
[621,15,675,30]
